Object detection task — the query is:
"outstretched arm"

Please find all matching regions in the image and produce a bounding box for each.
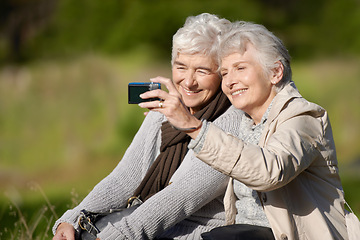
[192,109,324,192]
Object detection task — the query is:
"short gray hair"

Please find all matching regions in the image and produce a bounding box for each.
[172,13,231,68]
[219,21,292,91]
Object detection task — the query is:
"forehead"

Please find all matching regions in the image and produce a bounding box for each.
[175,53,217,67]
[221,44,259,67]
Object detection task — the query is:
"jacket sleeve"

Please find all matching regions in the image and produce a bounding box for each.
[52,111,164,235]
[193,108,325,192]
[97,107,244,240]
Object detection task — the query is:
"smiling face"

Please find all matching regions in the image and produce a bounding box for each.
[172,53,221,114]
[220,44,281,124]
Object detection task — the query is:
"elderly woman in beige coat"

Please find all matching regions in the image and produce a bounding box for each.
[139,21,348,240]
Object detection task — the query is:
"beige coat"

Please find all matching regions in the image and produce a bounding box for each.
[194,82,348,240]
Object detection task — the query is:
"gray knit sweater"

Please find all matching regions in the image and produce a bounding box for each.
[52,106,263,239]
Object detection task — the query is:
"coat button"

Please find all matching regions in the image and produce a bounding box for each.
[261,193,267,202]
[280,234,288,240]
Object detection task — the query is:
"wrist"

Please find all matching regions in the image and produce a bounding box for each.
[171,119,203,133]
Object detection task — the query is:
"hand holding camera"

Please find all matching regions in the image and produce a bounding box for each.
[135,76,202,137]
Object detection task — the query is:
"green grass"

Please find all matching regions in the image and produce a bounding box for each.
[0,53,359,239]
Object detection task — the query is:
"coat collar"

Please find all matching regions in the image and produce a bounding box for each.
[267,81,302,124]
[258,82,302,146]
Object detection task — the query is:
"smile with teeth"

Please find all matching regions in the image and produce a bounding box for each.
[231,88,248,96]
[182,86,201,94]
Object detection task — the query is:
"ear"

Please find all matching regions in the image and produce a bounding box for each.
[270,61,284,85]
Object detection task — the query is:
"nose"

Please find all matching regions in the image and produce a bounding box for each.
[183,71,197,88]
[222,72,236,89]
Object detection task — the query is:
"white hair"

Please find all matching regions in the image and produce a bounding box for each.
[219,21,292,91]
[171,13,231,69]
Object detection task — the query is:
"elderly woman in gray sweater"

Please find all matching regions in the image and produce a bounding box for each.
[52,14,269,240]
[140,21,347,239]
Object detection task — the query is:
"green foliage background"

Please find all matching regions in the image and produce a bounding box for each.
[0,0,359,239]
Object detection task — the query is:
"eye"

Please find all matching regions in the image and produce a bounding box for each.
[221,71,228,77]
[174,64,187,71]
[196,69,211,75]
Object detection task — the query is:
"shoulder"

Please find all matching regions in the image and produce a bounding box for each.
[214,105,245,121]
[281,97,326,120]
[134,111,165,140]
[271,82,326,122]
[269,96,330,145]
[142,110,166,126]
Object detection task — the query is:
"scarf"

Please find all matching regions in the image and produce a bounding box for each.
[133,90,231,201]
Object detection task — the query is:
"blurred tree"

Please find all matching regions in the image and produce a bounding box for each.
[0,0,57,62]
[1,0,359,62]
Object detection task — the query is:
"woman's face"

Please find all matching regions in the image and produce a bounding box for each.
[220,44,278,124]
[172,53,221,114]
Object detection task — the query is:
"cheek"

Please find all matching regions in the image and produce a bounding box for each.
[258,76,273,92]
[221,81,227,93]
[172,66,182,79]
[205,76,221,92]
[172,71,182,86]
[221,77,231,90]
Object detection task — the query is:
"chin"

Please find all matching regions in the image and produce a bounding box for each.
[184,102,198,109]
[232,102,245,111]
[183,98,198,106]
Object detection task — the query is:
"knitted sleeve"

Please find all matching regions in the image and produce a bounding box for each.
[97,106,245,240]
[52,111,164,236]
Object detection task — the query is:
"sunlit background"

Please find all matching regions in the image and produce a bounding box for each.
[1,0,359,239]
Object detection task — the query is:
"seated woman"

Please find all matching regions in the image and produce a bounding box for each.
[53,14,269,240]
[140,21,348,239]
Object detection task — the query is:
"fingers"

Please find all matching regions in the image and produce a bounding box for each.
[53,233,67,240]
[139,96,190,123]
[150,76,181,98]
[139,88,168,102]
[139,88,183,110]
[139,76,183,105]
[138,98,165,110]
[158,99,164,108]
[139,76,184,116]
[53,223,75,240]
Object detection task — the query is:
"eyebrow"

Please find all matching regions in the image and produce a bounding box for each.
[232,60,248,66]
[221,60,248,71]
[173,61,185,66]
[174,61,214,72]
